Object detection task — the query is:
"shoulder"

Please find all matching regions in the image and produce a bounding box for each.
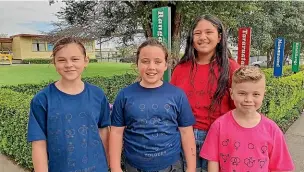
[31,83,53,105]
[173,62,192,73]
[229,58,240,71]
[210,111,233,130]
[260,115,283,135]
[164,82,188,97]
[85,82,106,96]
[114,82,138,98]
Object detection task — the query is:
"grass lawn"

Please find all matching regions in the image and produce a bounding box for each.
[0,62,134,86]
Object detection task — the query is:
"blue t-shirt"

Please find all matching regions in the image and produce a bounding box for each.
[27,82,110,172]
[111,82,195,171]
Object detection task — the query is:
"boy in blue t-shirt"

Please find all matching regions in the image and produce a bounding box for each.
[109,39,196,172]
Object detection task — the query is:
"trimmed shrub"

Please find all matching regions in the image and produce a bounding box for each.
[0,89,33,169]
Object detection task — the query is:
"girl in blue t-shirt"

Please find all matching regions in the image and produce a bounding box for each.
[27,37,110,172]
[109,39,196,172]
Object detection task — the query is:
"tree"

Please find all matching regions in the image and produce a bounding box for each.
[235,1,304,67]
[51,1,256,64]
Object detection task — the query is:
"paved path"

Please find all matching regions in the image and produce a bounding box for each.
[0,154,28,172]
[286,113,304,172]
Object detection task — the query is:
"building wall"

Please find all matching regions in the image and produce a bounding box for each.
[12,37,22,59]
[12,36,96,60]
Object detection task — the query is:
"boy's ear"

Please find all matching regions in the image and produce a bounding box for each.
[229,88,234,100]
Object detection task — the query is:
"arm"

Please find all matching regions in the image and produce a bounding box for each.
[179,126,196,172]
[109,126,125,172]
[32,140,48,172]
[208,161,219,172]
[99,127,110,163]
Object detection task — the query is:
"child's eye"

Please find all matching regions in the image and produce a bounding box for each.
[155,61,162,64]
[142,60,149,64]
[254,93,260,96]
[238,92,245,95]
[73,59,79,61]
[58,59,65,62]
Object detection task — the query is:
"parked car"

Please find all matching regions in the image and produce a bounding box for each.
[250,60,267,68]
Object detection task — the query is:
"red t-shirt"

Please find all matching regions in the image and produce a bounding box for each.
[170,59,240,131]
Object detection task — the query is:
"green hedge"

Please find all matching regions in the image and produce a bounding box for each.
[22,58,98,64]
[261,70,304,132]
[0,69,303,170]
[0,89,33,169]
[1,73,137,103]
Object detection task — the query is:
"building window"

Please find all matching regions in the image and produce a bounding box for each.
[32,40,46,52]
[47,43,54,51]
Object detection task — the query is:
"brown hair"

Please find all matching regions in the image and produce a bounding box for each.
[232,66,265,85]
[51,37,86,62]
[136,38,169,65]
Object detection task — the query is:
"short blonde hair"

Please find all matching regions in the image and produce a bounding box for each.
[232,66,265,85]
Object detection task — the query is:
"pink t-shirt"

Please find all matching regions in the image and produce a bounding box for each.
[200,110,295,172]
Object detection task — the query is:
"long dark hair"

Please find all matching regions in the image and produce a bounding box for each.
[178,15,230,113]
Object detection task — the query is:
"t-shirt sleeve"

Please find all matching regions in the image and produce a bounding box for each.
[200,121,220,161]
[111,90,126,127]
[27,95,47,142]
[170,65,181,86]
[177,91,195,127]
[98,92,111,128]
[269,126,295,171]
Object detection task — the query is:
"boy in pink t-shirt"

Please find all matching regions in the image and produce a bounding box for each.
[200,66,295,172]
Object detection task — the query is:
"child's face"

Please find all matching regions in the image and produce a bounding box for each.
[230,79,266,114]
[137,45,167,88]
[193,19,221,56]
[54,43,88,82]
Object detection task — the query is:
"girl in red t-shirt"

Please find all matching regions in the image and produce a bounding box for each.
[171,15,240,172]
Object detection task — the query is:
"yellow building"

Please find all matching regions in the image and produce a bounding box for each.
[0,34,96,60]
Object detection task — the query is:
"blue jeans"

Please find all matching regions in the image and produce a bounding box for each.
[194,129,208,172]
[124,159,184,172]
[181,129,208,172]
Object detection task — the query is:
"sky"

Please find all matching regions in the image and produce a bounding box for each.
[0,0,65,36]
[0,0,120,48]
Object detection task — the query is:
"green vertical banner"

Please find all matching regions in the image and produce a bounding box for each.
[152,7,171,82]
[292,42,301,73]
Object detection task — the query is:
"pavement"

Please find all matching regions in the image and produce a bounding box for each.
[0,113,304,172]
[285,112,304,172]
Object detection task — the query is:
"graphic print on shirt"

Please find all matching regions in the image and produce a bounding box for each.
[261,145,268,154]
[234,141,240,150]
[244,157,255,167]
[231,157,241,166]
[222,139,229,146]
[65,113,72,123]
[164,103,171,113]
[139,104,145,111]
[78,125,89,135]
[152,104,159,111]
[81,138,88,148]
[67,142,75,154]
[258,158,267,168]
[248,143,255,149]
[220,153,230,162]
[65,129,75,138]
[79,112,88,118]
